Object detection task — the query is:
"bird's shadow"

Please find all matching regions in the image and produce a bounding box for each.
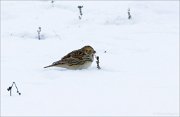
[46,68,68,71]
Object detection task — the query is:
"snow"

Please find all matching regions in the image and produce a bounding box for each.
[1,1,179,116]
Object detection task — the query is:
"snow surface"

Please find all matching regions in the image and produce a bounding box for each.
[1,1,179,116]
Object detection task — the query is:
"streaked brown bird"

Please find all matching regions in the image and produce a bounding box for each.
[44,45,96,70]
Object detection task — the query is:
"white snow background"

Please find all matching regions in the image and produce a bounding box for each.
[1,1,179,116]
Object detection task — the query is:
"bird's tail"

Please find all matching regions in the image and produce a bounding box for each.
[44,64,55,68]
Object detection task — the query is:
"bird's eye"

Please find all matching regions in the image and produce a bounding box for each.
[86,50,91,54]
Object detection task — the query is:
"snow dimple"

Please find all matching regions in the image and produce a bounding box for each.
[1,1,179,116]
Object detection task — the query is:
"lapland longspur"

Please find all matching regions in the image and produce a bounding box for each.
[44,45,96,70]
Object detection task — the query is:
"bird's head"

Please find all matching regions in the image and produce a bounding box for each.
[81,45,96,56]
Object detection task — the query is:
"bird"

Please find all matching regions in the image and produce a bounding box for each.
[44,45,96,70]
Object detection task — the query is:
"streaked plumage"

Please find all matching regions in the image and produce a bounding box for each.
[44,45,96,70]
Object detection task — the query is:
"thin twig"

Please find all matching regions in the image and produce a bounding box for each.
[7,82,21,96]
[96,56,101,69]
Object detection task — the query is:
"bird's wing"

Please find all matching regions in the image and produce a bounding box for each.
[60,57,85,66]
[44,49,86,68]
[61,49,85,60]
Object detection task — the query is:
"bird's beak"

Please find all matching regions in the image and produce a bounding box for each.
[94,51,96,54]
